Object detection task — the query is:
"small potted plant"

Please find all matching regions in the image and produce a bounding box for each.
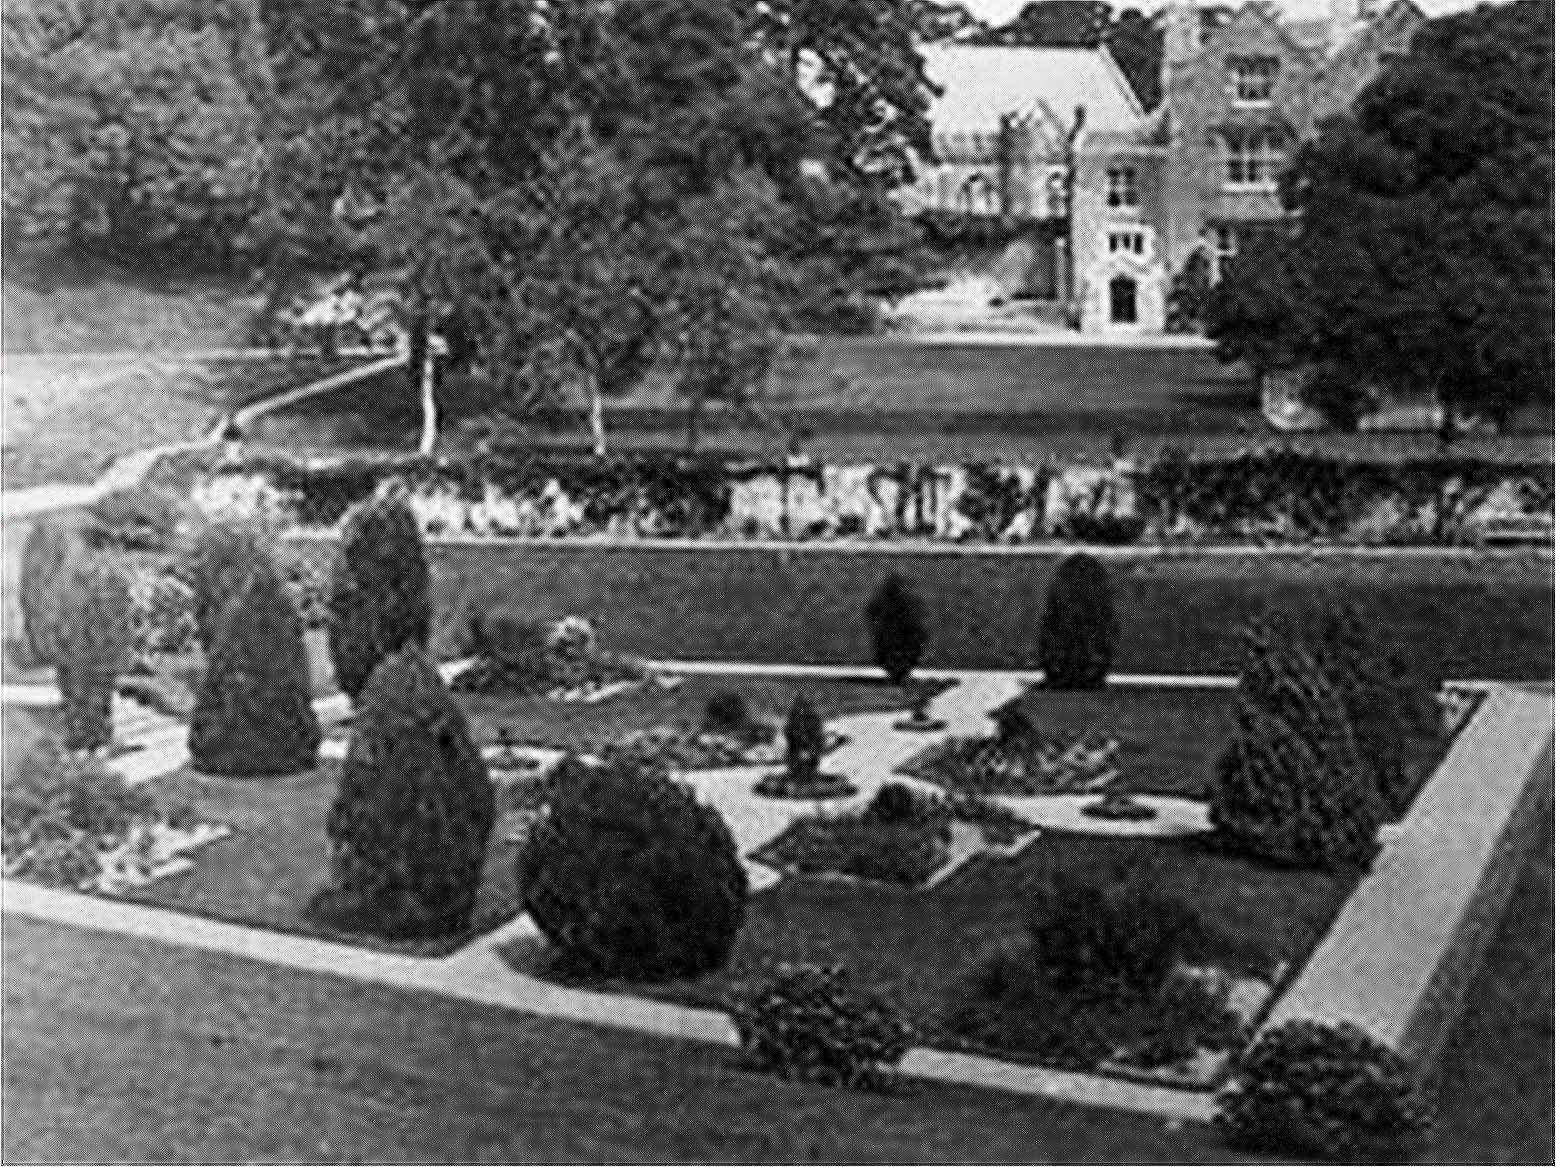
[755,693,856,800]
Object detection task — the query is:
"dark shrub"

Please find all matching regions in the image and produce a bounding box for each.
[4,736,153,847]
[85,484,185,551]
[784,693,825,783]
[762,810,950,886]
[1212,620,1383,869]
[1024,868,1204,1005]
[189,566,322,777]
[862,781,930,825]
[518,752,746,980]
[1125,970,1244,1069]
[949,943,1117,1069]
[1037,553,1117,689]
[183,522,272,653]
[704,690,751,736]
[1312,599,1441,817]
[991,700,1041,744]
[317,646,494,938]
[865,573,928,686]
[18,516,82,666]
[454,607,553,692]
[327,484,431,699]
[733,964,915,1089]
[54,555,131,753]
[1217,1021,1433,1160]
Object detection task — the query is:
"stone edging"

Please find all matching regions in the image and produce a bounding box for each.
[1260,683,1554,1071]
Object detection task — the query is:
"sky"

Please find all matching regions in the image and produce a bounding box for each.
[958,0,1509,24]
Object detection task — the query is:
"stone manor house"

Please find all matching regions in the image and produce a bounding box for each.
[899,0,1425,332]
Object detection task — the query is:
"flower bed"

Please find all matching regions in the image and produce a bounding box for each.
[900,730,1121,796]
[151,444,1555,549]
[451,615,659,703]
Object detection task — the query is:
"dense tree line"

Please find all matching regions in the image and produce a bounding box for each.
[1207,0,1554,435]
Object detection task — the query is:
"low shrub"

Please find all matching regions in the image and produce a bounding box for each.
[761,810,951,887]
[126,568,199,670]
[1122,968,1244,1069]
[1216,1020,1433,1160]
[732,964,915,1089]
[865,573,928,686]
[55,555,132,753]
[948,944,1117,1069]
[702,690,772,744]
[1037,552,1117,690]
[317,646,494,938]
[455,610,647,696]
[85,484,186,551]
[862,781,930,825]
[518,753,746,980]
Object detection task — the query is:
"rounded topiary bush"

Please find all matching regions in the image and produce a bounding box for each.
[1216,1020,1433,1160]
[184,521,273,654]
[1212,620,1383,869]
[519,752,746,980]
[19,515,84,666]
[189,564,322,777]
[327,484,431,700]
[316,646,494,938]
[54,554,131,753]
[733,964,915,1089]
[1037,553,1117,690]
[865,573,928,686]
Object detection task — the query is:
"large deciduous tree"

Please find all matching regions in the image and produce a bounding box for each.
[1208,0,1554,435]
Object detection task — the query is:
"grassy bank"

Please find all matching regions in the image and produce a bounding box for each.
[285,538,1555,681]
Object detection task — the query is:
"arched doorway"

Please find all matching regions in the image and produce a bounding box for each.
[1109,275,1138,325]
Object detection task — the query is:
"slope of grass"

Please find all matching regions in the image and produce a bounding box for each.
[2,273,259,354]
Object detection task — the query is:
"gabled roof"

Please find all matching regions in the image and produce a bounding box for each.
[919,44,1147,138]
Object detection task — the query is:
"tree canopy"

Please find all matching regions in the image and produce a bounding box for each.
[1208,0,1554,432]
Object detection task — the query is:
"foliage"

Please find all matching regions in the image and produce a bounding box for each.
[518,752,746,979]
[1038,553,1118,690]
[785,692,827,782]
[3,736,153,888]
[1165,250,1213,335]
[454,609,646,696]
[18,515,83,666]
[761,805,951,886]
[2,0,271,273]
[704,690,754,738]
[1217,1021,1434,1160]
[327,485,432,700]
[732,964,915,1089]
[1311,598,1441,818]
[865,573,929,686]
[863,781,931,825]
[1125,968,1245,1069]
[318,646,494,938]
[1209,0,1554,434]
[126,567,199,670]
[183,521,273,653]
[55,554,131,753]
[1211,620,1384,869]
[85,485,186,552]
[189,564,321,777]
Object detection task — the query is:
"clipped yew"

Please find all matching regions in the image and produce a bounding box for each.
[519,752,746,980]
[1037,553,1117,689]
[317,646,494,938]
[865,573,928,686]
[785,692,825,783]
[184,521,272,653]
[1211,620,1383,869]
[189,564,321,777]
[19,515,83,665]
[54,554,131,753]
[327,484,431,699]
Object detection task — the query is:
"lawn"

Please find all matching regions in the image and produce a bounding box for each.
[453,673,939,756]
[120,763,524,957]
[280,538,1555,682]
[501,828,1358,1065]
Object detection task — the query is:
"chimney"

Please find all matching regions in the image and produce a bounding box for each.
[1159,2,1198,98]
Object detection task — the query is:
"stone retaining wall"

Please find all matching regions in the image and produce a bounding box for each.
[1262,684,1554,1072]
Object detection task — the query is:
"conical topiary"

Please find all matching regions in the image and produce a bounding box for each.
[184,521,273,653]
[19,515,84,666]
[865,573,928,686]
[54,554,131,753]
[188,564,321,777]
[1210,620,1383,869]
[1311,600,1439,818]
[519,752,747,979]
[785,692,825,783]
[317,646,494,938]
[327,483,431,700]
[1037,553,1118,690]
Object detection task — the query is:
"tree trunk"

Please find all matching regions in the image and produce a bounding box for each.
[418,339,438,457]
[587,372,607,457]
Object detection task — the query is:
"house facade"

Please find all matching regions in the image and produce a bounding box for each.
[903,0,1424,332]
